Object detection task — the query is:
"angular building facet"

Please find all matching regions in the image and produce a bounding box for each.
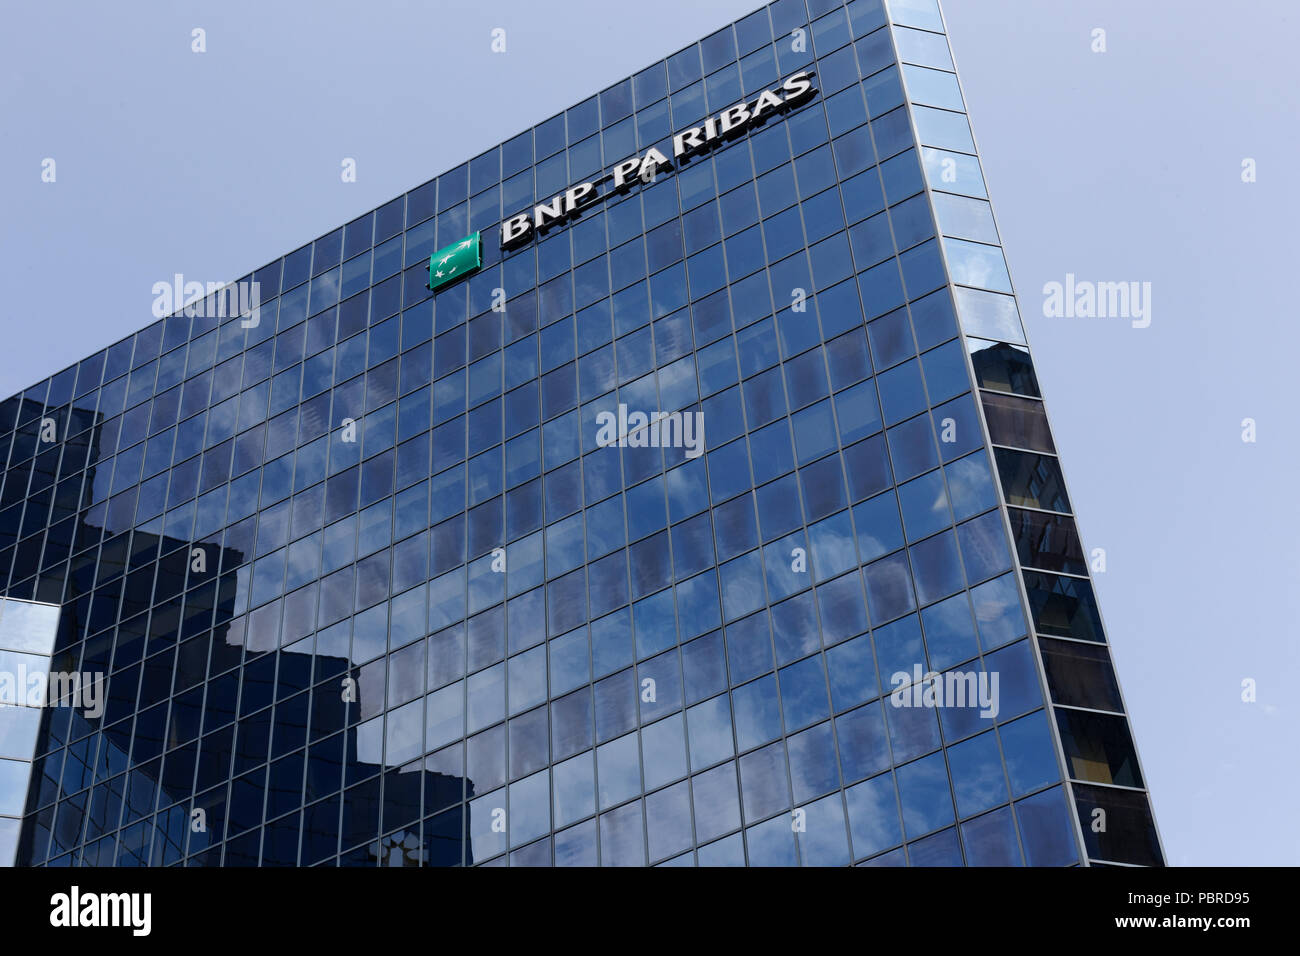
[0,0,1162,866]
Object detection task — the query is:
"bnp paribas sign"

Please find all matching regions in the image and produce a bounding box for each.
[428,69,817,291]
[500,69,817,250]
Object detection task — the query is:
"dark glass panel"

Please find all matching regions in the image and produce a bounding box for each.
[981,392,1055,453]
[968,339,1040,397]
[1054,708,1144,789]
[1071,783,1164,867]
[994,447,1071,513]
[1022,569,1106,643]
[1007,508,1086,576]
[1039,637,1124,713]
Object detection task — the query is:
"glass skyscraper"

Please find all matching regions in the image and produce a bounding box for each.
[0,0,1162,867]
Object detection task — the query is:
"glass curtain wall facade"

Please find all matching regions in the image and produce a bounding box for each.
[0,0,1161,866]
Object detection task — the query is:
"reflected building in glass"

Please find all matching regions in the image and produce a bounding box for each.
[0,0,1162,866]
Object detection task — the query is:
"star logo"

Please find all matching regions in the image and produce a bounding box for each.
[428,232,481,290]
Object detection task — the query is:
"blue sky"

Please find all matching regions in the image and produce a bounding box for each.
[2,0,1296,865]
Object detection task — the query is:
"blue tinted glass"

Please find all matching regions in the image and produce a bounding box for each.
[778,655,831,731]
[946,730,1009,819]
[961,805,1021,866]
[1016,786,1079,866]
[837,704,891,784]
[896,751,955,839]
